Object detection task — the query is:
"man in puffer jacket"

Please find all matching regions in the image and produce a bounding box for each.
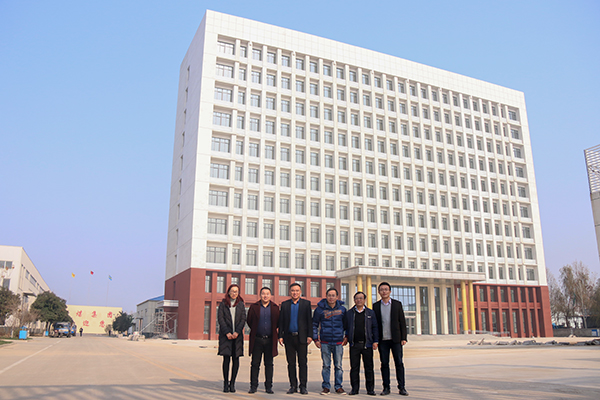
[313,287,348,395]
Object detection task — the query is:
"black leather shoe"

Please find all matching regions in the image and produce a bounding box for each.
[287,387,298,394]
[348,390,359,396]
[399,388,409,396]
[266,388,274,394]
[380,388,390,396]
[367,391,376,396]
[248,387,257,394]
[229,382,236,393]
[300,388,308,395]
[223,381,230,393]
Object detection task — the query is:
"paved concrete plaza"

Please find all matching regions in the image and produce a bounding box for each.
[0,334,599,399]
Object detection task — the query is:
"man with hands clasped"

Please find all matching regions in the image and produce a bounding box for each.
[345,291,379,396]
[278,283,313,394]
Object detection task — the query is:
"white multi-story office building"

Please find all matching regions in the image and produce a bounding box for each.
[164,11,552,339]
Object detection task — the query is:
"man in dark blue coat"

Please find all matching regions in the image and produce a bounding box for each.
[346,291,379,396]
[312,287,347,394]
[278,282,313,394]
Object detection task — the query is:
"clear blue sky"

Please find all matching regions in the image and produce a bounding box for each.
[1,1,599,312]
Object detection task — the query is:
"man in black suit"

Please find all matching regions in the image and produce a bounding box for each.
[373,282,409,396]
[278,282,313,394]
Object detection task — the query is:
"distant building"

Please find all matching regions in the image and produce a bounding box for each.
[0,245,50,310]
[135,295,164,335]
[66,305,122,334]
[584,144,600,263]
[164,11,552,339]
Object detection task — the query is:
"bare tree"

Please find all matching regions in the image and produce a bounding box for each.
[547,269,567,325]
[559,261,597,328]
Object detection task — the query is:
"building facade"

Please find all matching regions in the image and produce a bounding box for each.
[164,11,552,339]
[135,295,164,336]
[584,144,600,264]
[0,245,50,310]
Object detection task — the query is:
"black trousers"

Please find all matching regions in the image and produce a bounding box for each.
[250,337,274,390]
[222,355,239,383]
[378,340,405,389]
[350,344,374,393]
[284,335,308,389]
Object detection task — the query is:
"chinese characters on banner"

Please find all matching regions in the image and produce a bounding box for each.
[67,305,122,334]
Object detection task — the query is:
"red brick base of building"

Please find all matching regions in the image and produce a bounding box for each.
[164,268,339,340]
[456,283,553,338]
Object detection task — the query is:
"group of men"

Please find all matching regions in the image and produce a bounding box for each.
[246,282,408,396]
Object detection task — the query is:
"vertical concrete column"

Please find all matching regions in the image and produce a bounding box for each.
[461,281,469,334]
[357,275,363,293]
[366,276,373,308]
[468,281,476,333]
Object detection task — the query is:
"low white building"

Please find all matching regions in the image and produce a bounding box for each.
[135,295,164,336]
[1,245,50,332]
[0,245,50,307]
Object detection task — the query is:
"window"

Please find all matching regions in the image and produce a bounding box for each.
[245,277,256,294]
[216,64,234,78]
[209,190,228,207]
[210,163,229,179]
[213,112,231,127]
[281,54,290,66]
[211,137,230,152]
[207,247,226,264]
[214,87,233,102]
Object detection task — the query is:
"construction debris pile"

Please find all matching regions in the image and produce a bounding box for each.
[468,338,600,346]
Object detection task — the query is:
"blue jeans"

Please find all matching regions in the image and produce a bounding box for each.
[321,343,344,390]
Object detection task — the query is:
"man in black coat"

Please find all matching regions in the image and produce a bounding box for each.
[373,282,409,396]
[247,287,280,394]
[278,282,313,394]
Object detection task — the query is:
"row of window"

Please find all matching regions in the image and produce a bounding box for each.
[212,144,526,186]
[217,84,520,135]
[209,164,530,207]
[214,95,519,139]
[216,41,519,121]
[204,271,334,299]
[207,202,534,234]
[209,222,534,258]
[205,245,537,274]
[212,111,525,163]
[212,129,525,163]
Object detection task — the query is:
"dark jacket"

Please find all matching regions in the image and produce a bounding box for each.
[217,298,247,357]
[247,300,280,357]
[278,298,313,344]
[312,299,347,343]
[373,299,408,343]
[346,306,379,348]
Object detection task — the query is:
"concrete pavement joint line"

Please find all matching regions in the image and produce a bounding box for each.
[0,340,61,376]
[103,340,206,381]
